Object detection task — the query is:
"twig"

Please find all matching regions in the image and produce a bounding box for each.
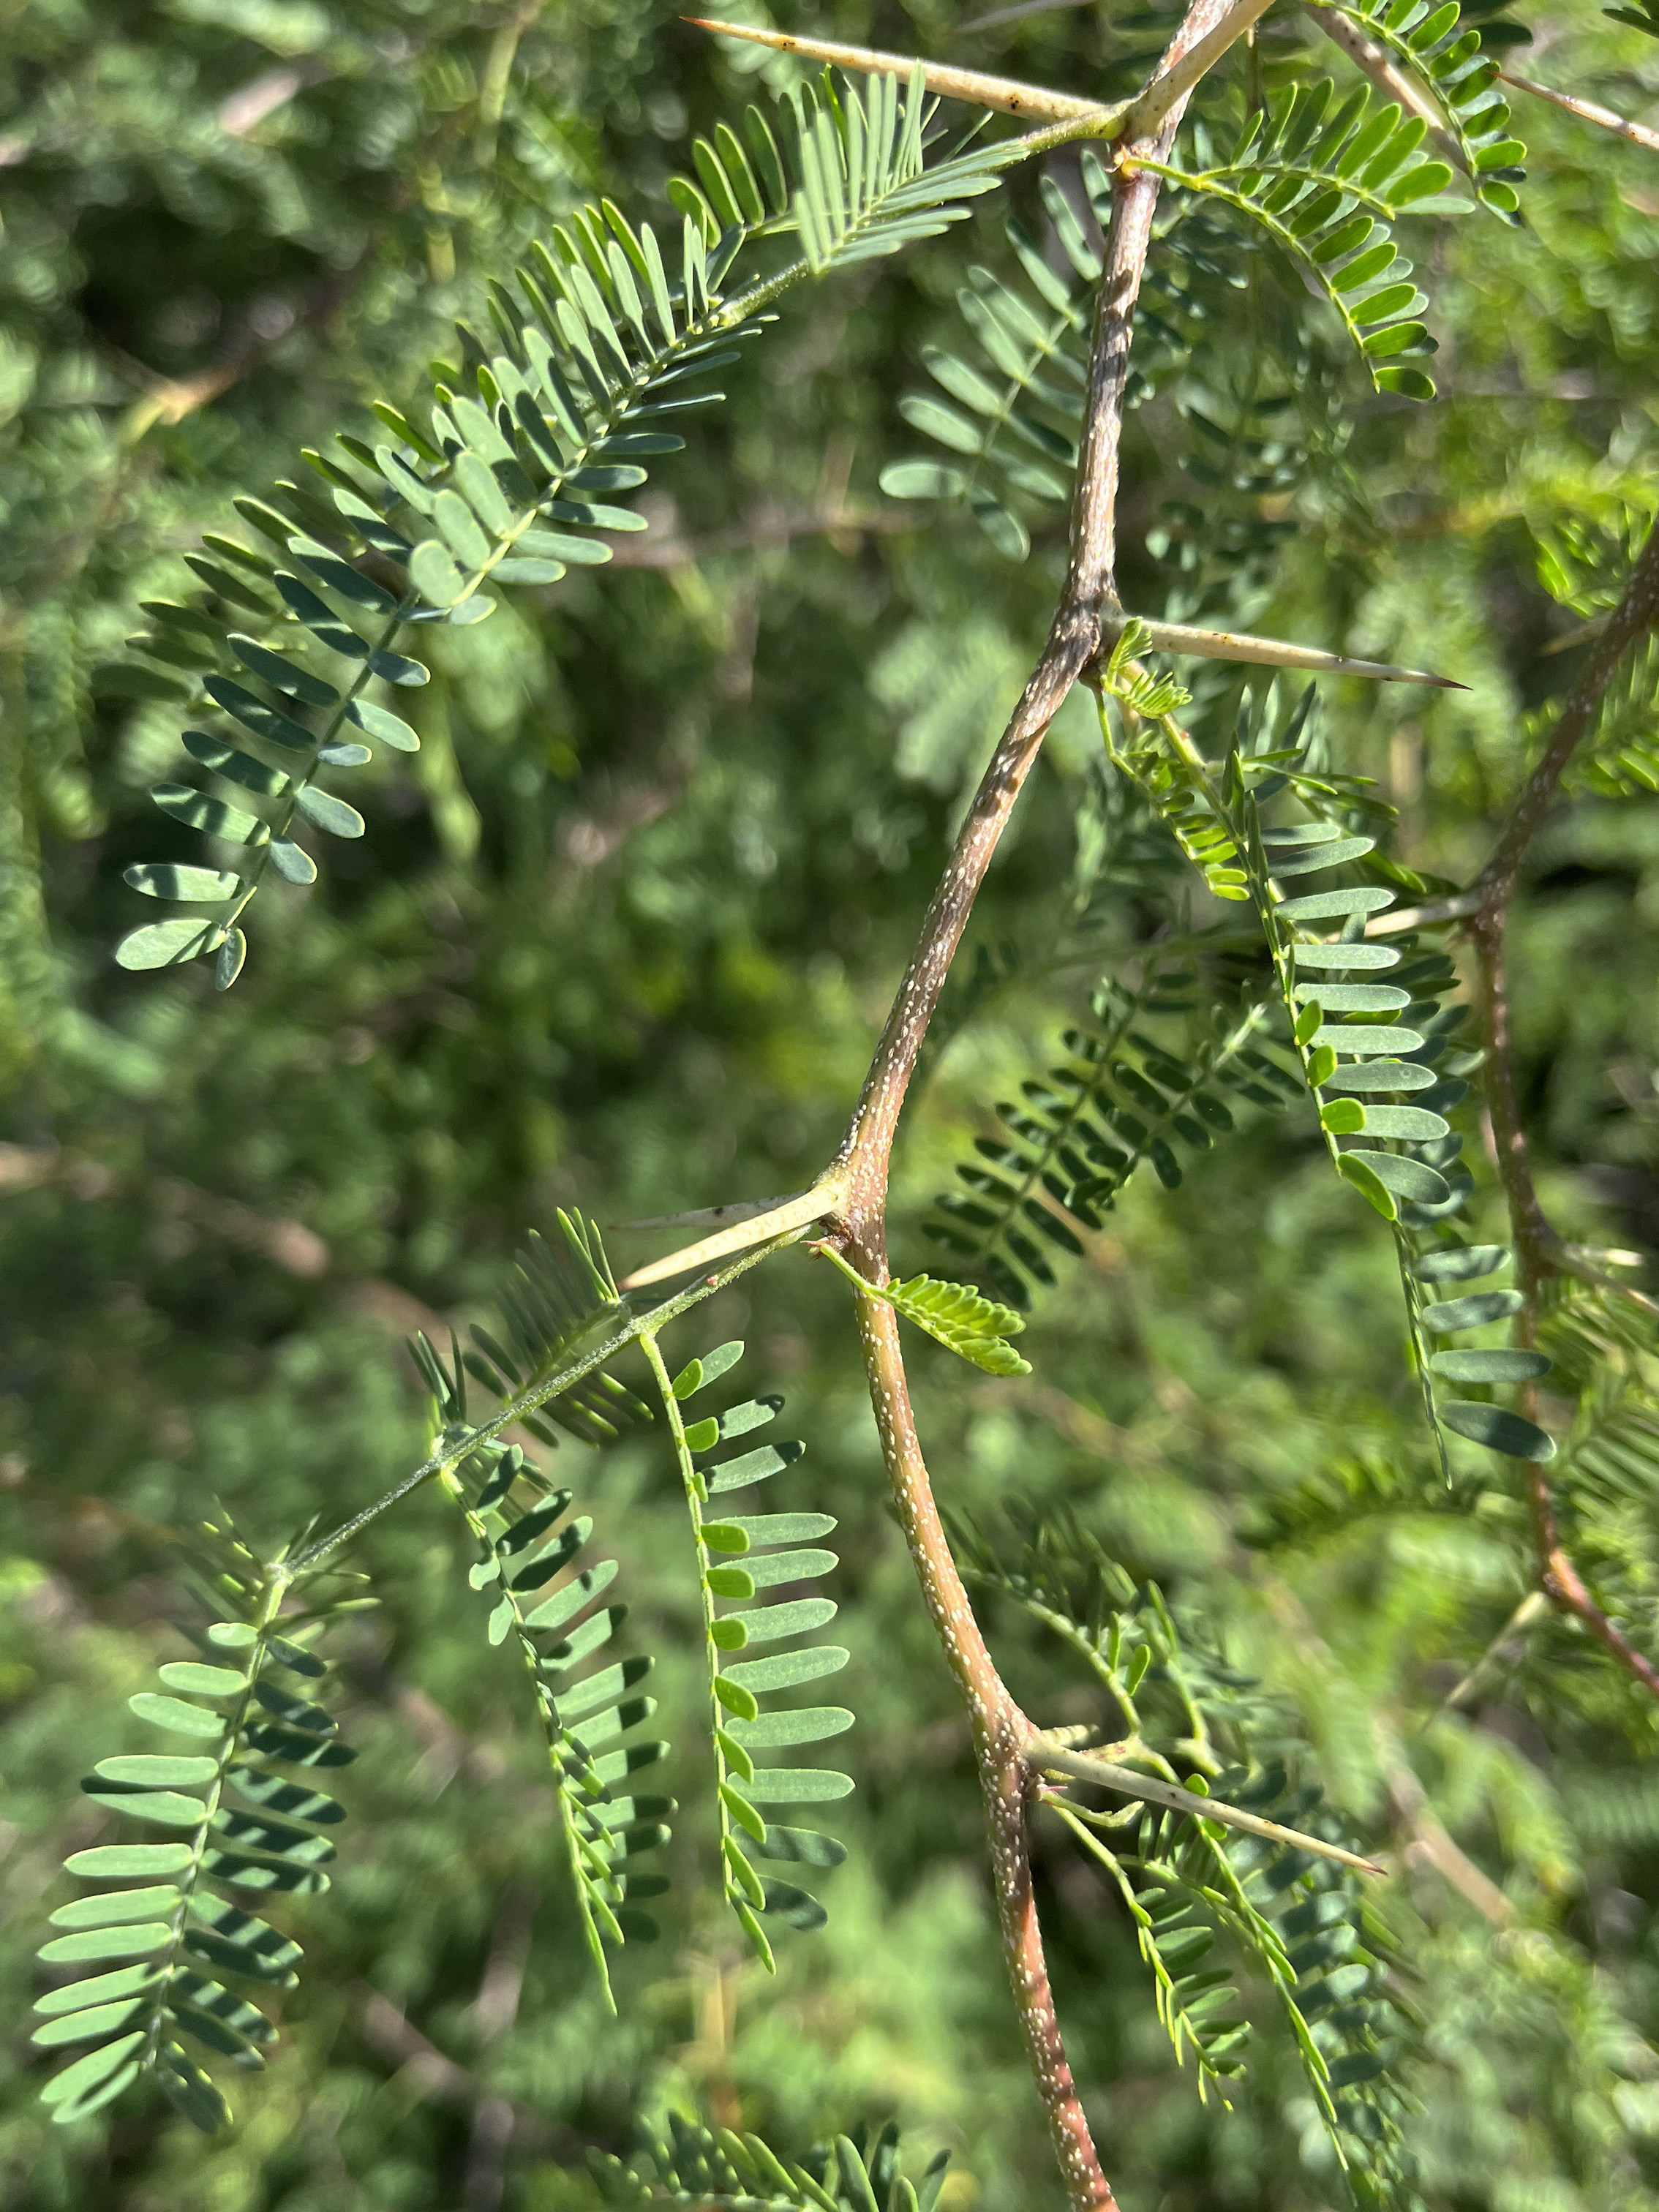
[829,15,1233,1244]
[851,1295,1114,2210]
[118,255,368,440]
[216,61,330,137]
[818,7,1254,2204]
[0,1141,331,1277]
[1477,519,1659,912]
[1501,69,1659,157]
[600,499,918,568]
[350,1982,579,2159]
[1366,889,1484,934]
[1123,0,1279,140]
[1530,1489,1659,1698]
[1470,921,1659,1696]
[1382,1761,1516,1927]
[1250,1578,1507,1923]
[1438,1589,1550,1715]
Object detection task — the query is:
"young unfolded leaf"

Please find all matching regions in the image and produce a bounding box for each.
[816,1246,1030,1372]
[881,1272,1031,1375]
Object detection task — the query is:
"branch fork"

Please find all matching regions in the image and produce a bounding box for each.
[628,10,1402,2203]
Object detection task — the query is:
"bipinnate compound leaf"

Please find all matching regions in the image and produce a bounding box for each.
[35,1516,362,2132]
[644,1334,851,1969]
[589,2115,947,2210]
[110,61,1018,987]
[433,1418,670,2004]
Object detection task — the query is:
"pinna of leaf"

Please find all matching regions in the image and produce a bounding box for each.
[813,1244,1031,1374]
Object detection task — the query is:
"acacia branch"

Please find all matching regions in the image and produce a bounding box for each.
[832,7,1233,1239]
[823,7,1251,2204]
[619,12,1374,2197]
[851,1294,1113,2209]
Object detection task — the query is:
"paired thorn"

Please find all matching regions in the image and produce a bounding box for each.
[685,17,1126,127]
[616,1175,846,1292]
[614,1192,808,1233]
[1118,614,1465,689]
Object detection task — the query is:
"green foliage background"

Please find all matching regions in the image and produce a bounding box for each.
[3,0,1659,2207]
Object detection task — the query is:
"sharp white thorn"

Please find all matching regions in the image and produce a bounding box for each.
[617,1178,846,1293]
[614,1193,805,1233]
[1126,617,1466,689]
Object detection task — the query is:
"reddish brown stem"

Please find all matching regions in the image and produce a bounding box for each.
[830,7,1238,2203]
[1469,514,1659,1698]
[1530,1467,1659,1698]
[834,2,1232,1246]
[1472,914,1659,1702]
[832,619,1094,1244]
[851,1291,1115,2208]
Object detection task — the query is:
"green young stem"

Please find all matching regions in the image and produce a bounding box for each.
[290,1229,799,1571]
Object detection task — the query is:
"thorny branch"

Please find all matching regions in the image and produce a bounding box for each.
[817,5,1276,2204]
[326,4,1659,2192]
[1467,516,1659,1697]
[612,8,1415,2204]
